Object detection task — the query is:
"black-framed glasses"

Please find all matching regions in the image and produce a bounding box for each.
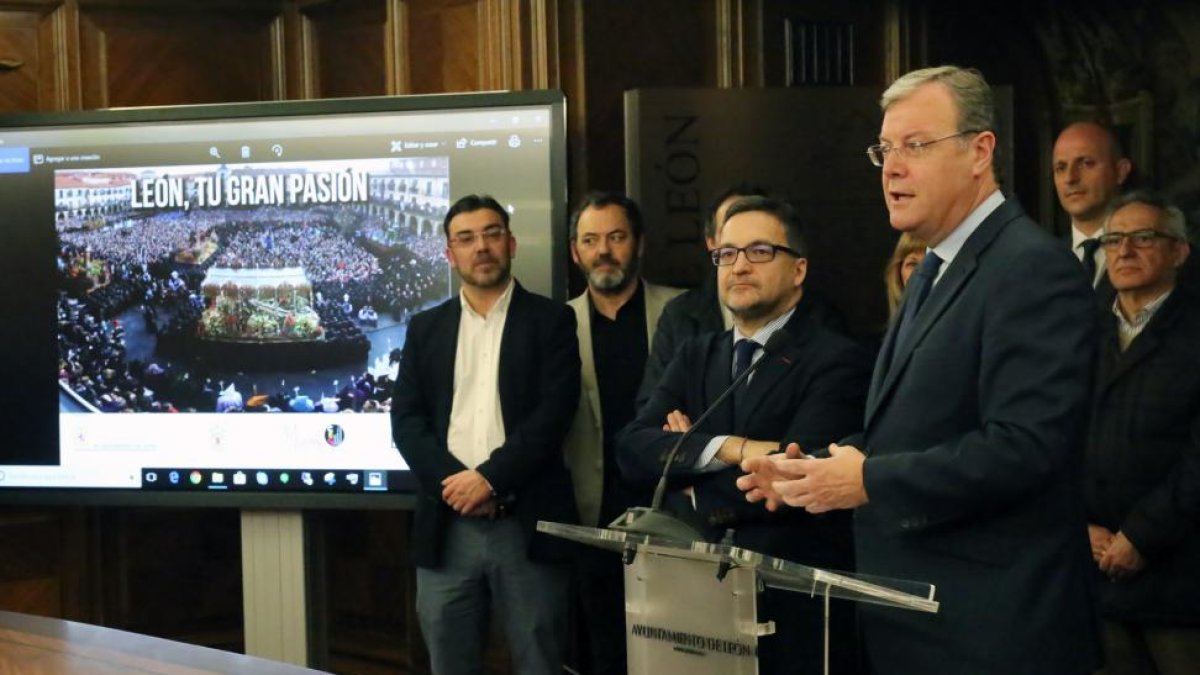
[711,243,802,266]
[1097,229,1182,250]
[448,225,508,248]
[866,129,986,167]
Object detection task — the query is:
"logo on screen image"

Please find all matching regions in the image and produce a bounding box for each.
[189,470,203,485]
[324,424,345,447]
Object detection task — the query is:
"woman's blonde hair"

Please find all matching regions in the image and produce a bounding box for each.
[885,233,929,317]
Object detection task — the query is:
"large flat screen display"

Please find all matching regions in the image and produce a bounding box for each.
[0,91,567,507]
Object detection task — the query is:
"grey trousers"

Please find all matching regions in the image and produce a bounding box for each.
[416,515,569,675]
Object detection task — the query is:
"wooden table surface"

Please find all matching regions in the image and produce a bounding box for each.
[0,611,328,674]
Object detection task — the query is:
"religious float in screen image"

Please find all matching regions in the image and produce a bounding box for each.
[56,156,453,418]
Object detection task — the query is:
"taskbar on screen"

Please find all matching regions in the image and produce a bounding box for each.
[140,467,403,493]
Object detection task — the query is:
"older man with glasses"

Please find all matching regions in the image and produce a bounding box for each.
[617,195,870,674]
[1086,190,1200,675]
[739,66,1102,674]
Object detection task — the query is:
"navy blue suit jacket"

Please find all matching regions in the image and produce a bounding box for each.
[618,298,868,568]
[391,282,581,568]
[853,199,1103,674]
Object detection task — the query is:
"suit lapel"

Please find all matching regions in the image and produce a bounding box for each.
[865,199,1016,428]
[735,307,810,430]
[1097,293,1180,395]
[430,300,463,425]
[497,283,528,432]
[703,332,736,434]
[866,259,977,426]
[569,293,601,422]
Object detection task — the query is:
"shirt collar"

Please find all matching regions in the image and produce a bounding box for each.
[459,277,515,319]
[1112,288,1172,329]
[929,189,1005,273]
[732,304,796,346]
[1071,222,1099,251]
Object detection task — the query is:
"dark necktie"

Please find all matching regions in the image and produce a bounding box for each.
[1080,238,1100,285]
[894,251,943,353]
[732,338,760,418]
[733,339,760,380]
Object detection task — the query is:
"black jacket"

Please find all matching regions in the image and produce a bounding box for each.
[391,282,581,568]
[1087,286,1200,626]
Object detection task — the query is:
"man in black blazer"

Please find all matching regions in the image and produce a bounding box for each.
[740,66,1102,674]
[391,194,580,675]
[1053,121,1133,293]
[638,183,767,403]
[1086,190,1200,674]
[640,183,846,402]
[618,196,869,674]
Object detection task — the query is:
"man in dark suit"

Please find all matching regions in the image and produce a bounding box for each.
[1087,190,1200,675]
[618,196,869,674]
[740,66,1102,674]
[391,194,581,675]
[1053,121,1133,292]
[638,183,767,402]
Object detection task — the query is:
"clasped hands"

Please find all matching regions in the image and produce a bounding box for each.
[735,441,869,513]
[1088,524,1145,582]
[442,469,498,518]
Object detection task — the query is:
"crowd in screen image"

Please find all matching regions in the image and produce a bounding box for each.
[57,202,450,414]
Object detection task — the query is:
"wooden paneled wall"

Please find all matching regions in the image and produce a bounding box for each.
[0,1,907,672]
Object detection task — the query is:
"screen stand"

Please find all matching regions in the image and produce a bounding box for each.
[240,509,314,666]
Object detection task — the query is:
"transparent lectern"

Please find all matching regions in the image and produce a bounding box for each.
[539,521,938,675]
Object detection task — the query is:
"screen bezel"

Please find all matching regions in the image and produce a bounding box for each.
[0,89,568,509]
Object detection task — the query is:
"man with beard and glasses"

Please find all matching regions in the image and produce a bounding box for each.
[392,194,581,675]
[561,191,681,675]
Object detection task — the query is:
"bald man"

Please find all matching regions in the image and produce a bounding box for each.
[1053,121,1133,288]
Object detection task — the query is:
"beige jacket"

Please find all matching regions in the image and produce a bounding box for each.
[563,280,683,526]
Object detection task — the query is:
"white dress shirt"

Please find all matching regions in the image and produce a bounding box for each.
[446,279,515,469]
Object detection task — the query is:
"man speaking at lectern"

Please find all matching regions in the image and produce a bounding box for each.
[617,196,869,674]
[739,66,1103,674]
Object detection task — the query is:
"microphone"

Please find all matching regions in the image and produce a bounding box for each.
[609,328,793,542]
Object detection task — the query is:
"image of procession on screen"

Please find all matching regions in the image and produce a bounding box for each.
[57,157,452,414]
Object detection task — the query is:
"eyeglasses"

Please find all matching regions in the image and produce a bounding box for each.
[711,243,802,266]
[1097,229,1182,250]
[866,129,986,167]
[449,225,507,248]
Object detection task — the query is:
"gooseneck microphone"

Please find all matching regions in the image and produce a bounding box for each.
[609,328,793,542]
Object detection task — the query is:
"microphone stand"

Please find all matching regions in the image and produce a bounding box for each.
[608,330,791,543]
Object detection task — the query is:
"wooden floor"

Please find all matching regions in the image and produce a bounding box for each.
[0,611,327,674]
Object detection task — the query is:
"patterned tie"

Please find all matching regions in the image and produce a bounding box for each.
[893,251,943,353]
[1080,238,1100,285]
